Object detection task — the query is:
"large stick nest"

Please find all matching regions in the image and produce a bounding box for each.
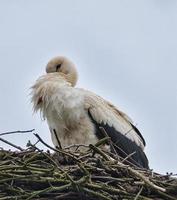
[0,131,177,200]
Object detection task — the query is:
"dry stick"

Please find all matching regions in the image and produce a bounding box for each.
[33,133,90,181]
[86,182,129,195]
[53,129,62,149]
[99,127,117,155]
[0,195,28,200]
[89,144,110,161]
[94,136,111,147]
[108,149,139,169]
[89,136,111,159]
[33,133,80,162]
[85,182,151,200]
[63,144,89,150]
[122,151,136,163]
[109,125,146,168]
[134,186,143,200]
[26,183,72,200]
[127,166,166,193]
[91,175,134,183]
[157,190,177,200]
[0,137,23,151]
[54,192,80,200]
[2,142,76,199]
[99,127,141,168]
[1,132,176,199]
[27,141,75,184]
[112,142,143,168]
[0,129,35,137]
[83,187,112,200]
[106,157,170,198]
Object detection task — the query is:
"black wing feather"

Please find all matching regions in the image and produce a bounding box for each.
[88,110,149,169]
[130,123,146,146]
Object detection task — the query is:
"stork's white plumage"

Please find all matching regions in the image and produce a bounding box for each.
[31,56,149,168]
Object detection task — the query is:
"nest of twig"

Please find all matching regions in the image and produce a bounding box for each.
[0,131,177,200]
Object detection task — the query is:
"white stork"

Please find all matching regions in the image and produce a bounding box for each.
[31,56,149,168]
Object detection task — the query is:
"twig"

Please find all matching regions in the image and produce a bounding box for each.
[0,137,24,151]
[63,144,89,150]
[0,129,35,137]
[134,186,143,200]
[127,166,166,192]
[122,151,136,163]
[83,187,112,200]
[99,127,141,168]
[26,183,72,200]
[89,144,110,161]
[0,131,176,200]
[94,136,111,147]
[99,127,117,155]
[26,141,75,184]
[53,129,62,149]
[33,133,80,162]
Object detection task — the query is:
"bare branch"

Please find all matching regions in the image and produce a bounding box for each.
[0,137,24,151]
[0,129,35,137]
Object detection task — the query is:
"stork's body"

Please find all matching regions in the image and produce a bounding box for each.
[31,56,149,168]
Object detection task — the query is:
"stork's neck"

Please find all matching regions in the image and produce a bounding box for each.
[65,70,78,87]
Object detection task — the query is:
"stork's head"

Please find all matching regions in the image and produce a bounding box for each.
[46,56,78,86]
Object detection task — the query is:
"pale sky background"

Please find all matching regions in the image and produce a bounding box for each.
[0,0,176,174]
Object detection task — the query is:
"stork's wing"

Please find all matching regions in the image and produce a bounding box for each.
[81,89,149,168]
[106,101,146,146]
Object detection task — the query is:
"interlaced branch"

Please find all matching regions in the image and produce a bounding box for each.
[0,130,177,200]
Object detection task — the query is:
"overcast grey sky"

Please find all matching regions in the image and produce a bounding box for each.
[0,0,176,174]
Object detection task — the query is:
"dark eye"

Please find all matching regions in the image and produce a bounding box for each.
[56,64,61,71]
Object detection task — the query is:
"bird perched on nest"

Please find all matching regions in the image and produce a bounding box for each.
[31,56,149,169]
